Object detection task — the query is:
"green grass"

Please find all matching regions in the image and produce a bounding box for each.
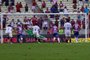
[0,43,90,60]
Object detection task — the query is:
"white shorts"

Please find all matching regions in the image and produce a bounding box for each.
[65,30,71,37]
[6,32,13,38]
[33,31,40,37]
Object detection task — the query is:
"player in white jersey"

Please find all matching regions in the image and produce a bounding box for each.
[32,24,40,42]
[5,25,13,43]
[64,19,72,43]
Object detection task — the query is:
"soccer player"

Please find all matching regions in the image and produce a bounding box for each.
[64,19,72,43]
[5,25,13,43]
[52,24,60,43]
[32,24,41,42]
[17,25,24,43]
[73,21,80,43]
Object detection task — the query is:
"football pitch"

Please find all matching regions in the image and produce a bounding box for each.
[0,43,90,60]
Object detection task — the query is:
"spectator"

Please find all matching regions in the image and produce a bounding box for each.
[59,1,64,12]
[73,3,77,12]
[63,6,68,13]
[73,0,77,4]
[19,2,23,8]
[5,0,9,6]
[16,2,21,12]
[10,0,15,6]
[45,7,50,13]
[84,0,89,4]
[41,1,46,8]
[25,4,28,12]
[84,6,89,14]
[80,5,84,12]
[8,4,14,13]
[77,8,80,13]
[24,16,28,22]
[79,0,83,6]
[51,3,58,13]
[53,0,57,4]
[32,0,37,12]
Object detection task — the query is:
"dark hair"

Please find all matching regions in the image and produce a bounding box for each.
[8,25,11,27]
[66,18,70,22]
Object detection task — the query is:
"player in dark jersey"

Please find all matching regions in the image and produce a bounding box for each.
[17,25,23,43]
[73,21,80,43]
[52,24,60,43]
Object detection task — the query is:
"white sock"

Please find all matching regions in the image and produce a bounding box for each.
[57,38,60,43]
[53,37,56,41]
[75,37,78,43]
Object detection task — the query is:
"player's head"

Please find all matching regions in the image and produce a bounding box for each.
[66,19,70,22]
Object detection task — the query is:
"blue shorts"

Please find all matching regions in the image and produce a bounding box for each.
[74,31,79,37]
[53,33,59,38]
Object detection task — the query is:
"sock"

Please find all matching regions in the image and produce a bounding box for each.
[75,37,78,43]
[53,37,56,41]
[57,38,60,43]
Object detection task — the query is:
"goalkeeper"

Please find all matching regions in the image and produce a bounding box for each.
[26,24,47,43]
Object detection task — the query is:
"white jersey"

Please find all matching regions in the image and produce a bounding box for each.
[5,26,12,34]
[64,22,72,31]
[32,25,40,37]
[33,25,40,33]
[5,26,13,37]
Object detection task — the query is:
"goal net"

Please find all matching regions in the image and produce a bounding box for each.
[0,13,89,43]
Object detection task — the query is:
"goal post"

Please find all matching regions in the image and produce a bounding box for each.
[0,13,88,43]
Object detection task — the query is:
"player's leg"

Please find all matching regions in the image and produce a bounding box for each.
[7,33,10,43]
[9,33,13,44]
[74,32,79,43]
[66,31,71,43]
[56,33,60,43]
[68,36,71,43]
[65,31,68,43]
[69,32,71,43]
[36,32,41,43]
[57,37,60,43]
[19,34,23,43]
